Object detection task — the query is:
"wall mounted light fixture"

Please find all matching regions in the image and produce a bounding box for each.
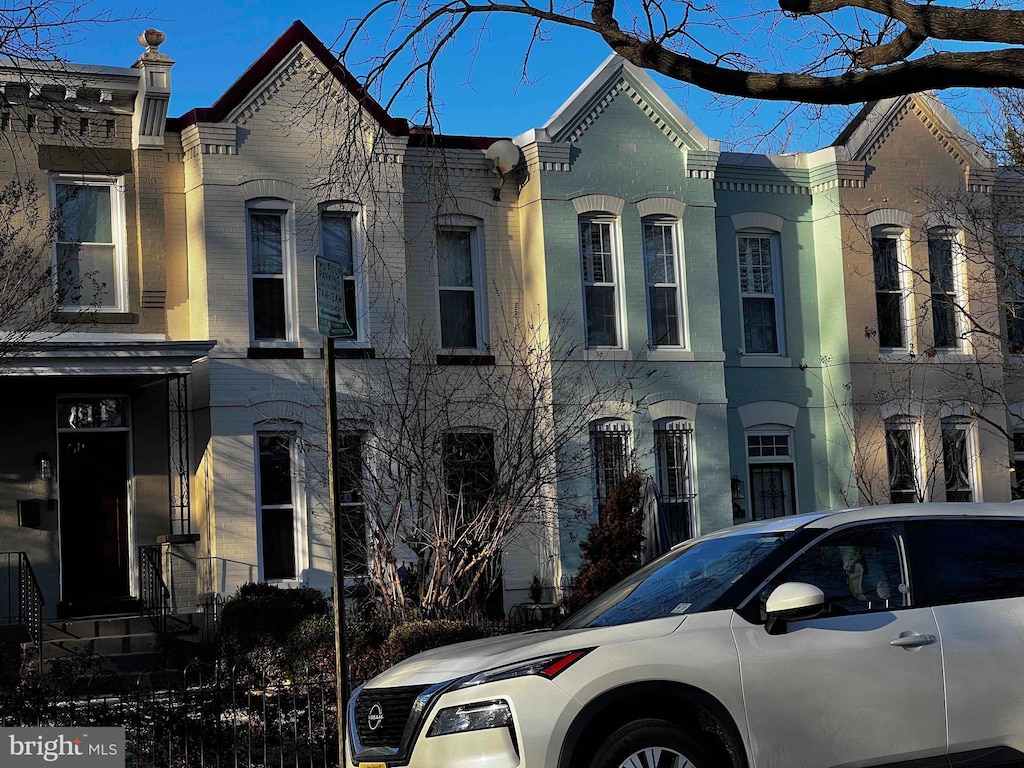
[35,451,53,481]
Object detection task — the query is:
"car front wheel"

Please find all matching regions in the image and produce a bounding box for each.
[590,718,713,768]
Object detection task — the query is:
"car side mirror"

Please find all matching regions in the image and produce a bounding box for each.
[764,582,825,635]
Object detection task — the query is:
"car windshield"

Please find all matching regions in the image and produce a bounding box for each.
[560,531,792,629]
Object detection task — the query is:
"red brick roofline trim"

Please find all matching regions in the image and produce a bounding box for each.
[167,19,409,136]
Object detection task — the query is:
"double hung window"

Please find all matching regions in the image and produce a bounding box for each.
[591,420,631,514]
[872,231,907,349]
[927,232,962,350]
[654,420,694,543]
[249,202,294,343]
[321,213,359,340]
[737,233,783,354]
[438,228,485,349]
[885,419,920,503]
[580,217,621,347]
[337,431,367,576]
[257,432,299,580]
[941,419,975,502]
[442,432,496,519]
[52,176,126,311]
[643,219,684,347]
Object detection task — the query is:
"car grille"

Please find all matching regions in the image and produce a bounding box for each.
[354,684,431,749]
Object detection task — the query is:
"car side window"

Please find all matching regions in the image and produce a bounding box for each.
[767,524,910,616]
[912,519,1024,605]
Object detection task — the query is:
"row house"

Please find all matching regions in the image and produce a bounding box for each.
[4,22,1023,631]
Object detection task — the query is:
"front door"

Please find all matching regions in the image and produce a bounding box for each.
[732,522,947,767]
[58,431,131,609]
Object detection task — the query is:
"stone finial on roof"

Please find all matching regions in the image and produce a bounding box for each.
[137,29,166,54]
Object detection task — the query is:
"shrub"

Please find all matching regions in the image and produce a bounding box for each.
[566,471,646,612]
[384,620,487,665]
[217,582,332,680]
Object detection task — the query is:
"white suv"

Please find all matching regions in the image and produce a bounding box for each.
[345,504,1024,768]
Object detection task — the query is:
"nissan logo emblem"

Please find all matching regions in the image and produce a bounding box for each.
[367,703,384,731]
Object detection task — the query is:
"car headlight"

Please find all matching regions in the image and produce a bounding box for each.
[449,648,594,690]
[427,700,513,737]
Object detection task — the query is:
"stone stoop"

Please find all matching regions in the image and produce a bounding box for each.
[40,613,202,676]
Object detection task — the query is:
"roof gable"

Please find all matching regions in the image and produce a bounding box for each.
[834,92,992,168]
[517,55,717,152]
[170,20,408,136]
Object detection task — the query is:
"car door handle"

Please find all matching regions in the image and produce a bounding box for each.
[889,632,936,648]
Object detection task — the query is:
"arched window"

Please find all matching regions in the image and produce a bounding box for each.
[590,419,631,513]
[736,229,784,354]
[248,198,295,344]
[654,418,694,543]
[642,217,685,348]
[872,225,910,350]
[941,417,977,502]
[580,214,622,348]
[884,416,921,503]
[927,227,965,351]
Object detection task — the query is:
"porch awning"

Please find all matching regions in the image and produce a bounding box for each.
[2,334,217,376]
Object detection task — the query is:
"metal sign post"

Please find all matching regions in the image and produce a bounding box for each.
[315,256,352,764]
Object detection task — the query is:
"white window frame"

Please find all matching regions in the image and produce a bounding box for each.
[884,416,924,503]
[436,224,488,352]
[642,217,687,349]
[590,419,632,516]
[247,199,297,346]
[580,215,626,349]
[320,204,367,344]
[254,427,307,583]
[654,418,695,542]
[872,226,913,352]
[927,228,968,352]
[51,173,129,312]
[745,425,797,519]
[941,417,980,502]
[336,428,368,577]
[736,229,785,355]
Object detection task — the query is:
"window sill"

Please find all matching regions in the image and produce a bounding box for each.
[931,349,974,362]
[437,354,496,366]
[647,349,695,362]
[54,311,138,325]
[583,349,634,362]
[247,347,304,359]
[323,346,376,359]
[739,356,792,368]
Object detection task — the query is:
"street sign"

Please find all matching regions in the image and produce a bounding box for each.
[315,255,353,338]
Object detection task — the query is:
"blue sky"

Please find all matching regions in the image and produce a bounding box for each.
[56,0,974,152]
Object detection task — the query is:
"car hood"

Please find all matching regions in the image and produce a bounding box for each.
[362,615,686,689]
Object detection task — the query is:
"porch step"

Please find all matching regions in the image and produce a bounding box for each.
[42,615,155,643]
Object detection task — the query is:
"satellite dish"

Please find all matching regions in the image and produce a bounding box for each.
[485,140,521,176]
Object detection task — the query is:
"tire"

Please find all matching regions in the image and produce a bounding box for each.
[590,718,715,768]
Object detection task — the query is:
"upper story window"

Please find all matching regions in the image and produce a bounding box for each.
[320,212,359,341]
[872,228,909,349]
[1013,428,1024,500]
[643,218,685,348]
[927,230,964,350]
[1003,244,1024,354]
[580,216,622,348]
[52,175,127,311]
[654,419,694,544]
[737,232,783,354]
[941,417,976,502]
[746,427,795,519]
[590,419,631,514]
[248,201,295,344]
[437,227,486,350]
[885,417,921,503]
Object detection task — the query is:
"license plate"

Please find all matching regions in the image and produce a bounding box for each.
[359,764,387,768]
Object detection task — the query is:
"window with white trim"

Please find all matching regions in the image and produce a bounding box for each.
[590,420,631,514]
[737,232,783,354]
[320,213,360,340]
[654,419,694,543]
[337,431,367,576]
[746,427,796,519]
[256,431,299,580]
[872,229,908,349]
[442,431,496,519]
[928,230,963,350]
[885,417,921,503]
[248,201,295,343]
[1003,244,1024,354]
[580,216,621,347]
[941,417,975,502]
[437,227,486,349]
[52,175,127,311]
[643,218,685,347]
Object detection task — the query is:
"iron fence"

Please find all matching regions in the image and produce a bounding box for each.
[0,551,44,665]
[0,663,338,768]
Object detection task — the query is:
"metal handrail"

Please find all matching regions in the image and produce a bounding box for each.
[1,551,45,665]
[139,544,169,637]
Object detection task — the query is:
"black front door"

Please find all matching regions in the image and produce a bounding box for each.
[59,432,131,609]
